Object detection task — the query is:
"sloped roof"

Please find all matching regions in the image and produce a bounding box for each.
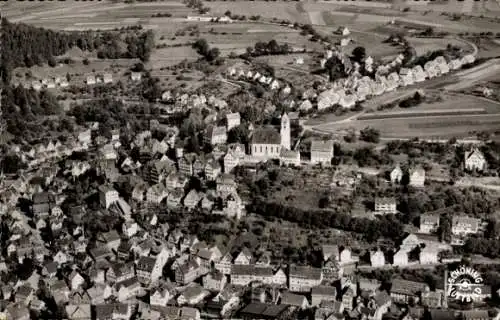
[251,127,281,145]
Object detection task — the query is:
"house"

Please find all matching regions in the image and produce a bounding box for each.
[216,174,238,197]
[419,247,438,264]
[65,304,92,320]
[375,197,397,214]
[31,192,55,217]
[390,165,403,183]
[239,303,289,320]
[370,250,385,267]
[16,285,34,305]
[150,287,173,307]
[69,271,85,291]
[420,214,440,234]
[203,271,227,291]
[399,68,414,86]
[177,284,210,305]
[179,153,196,176]
[175,259,203,285]
[412,65,427,82]
[409,167,425,187]
[342,287,355,311]
[226,112,241,130]
[392,249,409,266]
[95,303,131,320]
[390,279,429,304]
[167,189,183,209]
[234,248,253,265]
[322,245,339,262]
[97,230,121,252]
[215,252,233,275]
[103,73,113,84]
[230,265,274,286]
[131,72,142,81]
[205,158,222,180]
[99,185,119,209]
[281,292,309,309]
[310,140,334,166]
[86,75,96,85]
[184,189,202,210]
[280,149,301,167]
[205,125,227,146]
[289,266,322,292]
[465,148,487,171]
[421,290,444,308]
[107,262,135,283]
[115,277,142,301]
[146,183,168,204]
[311,286,337,306]
[451,216,481,236]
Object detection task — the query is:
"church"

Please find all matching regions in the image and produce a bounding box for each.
[250,113,291,159]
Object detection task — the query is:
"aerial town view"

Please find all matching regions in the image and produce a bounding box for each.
[1,0,500,319]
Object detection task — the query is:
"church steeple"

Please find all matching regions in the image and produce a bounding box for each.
[280,113,290,151]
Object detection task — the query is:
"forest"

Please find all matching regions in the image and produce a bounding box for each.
[1,18,155,83]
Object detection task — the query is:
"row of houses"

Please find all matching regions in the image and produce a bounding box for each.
[226,68,281,90]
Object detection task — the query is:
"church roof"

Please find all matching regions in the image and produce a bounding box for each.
[251,127,281,145]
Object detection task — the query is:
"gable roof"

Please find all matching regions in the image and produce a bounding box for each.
[251,127,281,145]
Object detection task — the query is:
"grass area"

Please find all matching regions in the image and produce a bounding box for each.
[205,1,310,23]
[317,114,500,139]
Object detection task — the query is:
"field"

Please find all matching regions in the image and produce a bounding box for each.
[313,94,500,139]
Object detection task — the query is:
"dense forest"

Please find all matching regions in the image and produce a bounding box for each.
[1,18,155,83]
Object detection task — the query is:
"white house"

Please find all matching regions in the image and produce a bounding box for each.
[226,113,241,130]
[464,148,487,171]
[392,250,409,266]
[310,140,334,166]
[390,165,403,183]
[451,216,481,236]
[409,167,425,187]
[370,250,385,267]
[131,72,142,81]
[419,214,440,234]
[374,197,397,214]
[99,185,119,209]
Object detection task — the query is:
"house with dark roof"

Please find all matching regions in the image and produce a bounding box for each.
[289,266,322,292]
[390,279,429,304]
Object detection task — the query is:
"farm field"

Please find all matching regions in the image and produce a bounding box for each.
[315,113,500,139]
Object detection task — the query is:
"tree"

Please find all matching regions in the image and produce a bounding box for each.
[360,127,381,143]
[352,46,366,63]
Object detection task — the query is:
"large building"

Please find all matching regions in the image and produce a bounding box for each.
[250,113,290,159]
[310,140,334,165]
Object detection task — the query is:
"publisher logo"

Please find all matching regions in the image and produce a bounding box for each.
[448,266,484,302]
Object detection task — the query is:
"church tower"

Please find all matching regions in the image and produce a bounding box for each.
[280,112,291,150]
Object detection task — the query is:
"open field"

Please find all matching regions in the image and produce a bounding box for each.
[312,93,500,139]
[315,114,500,139]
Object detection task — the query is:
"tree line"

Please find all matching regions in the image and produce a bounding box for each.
[1,18,154,83]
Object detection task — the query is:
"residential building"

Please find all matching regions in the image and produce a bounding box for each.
[409,167,425,187]
[281,292,309,309]
[289,266,322,292]
[465,148,487,171]
[390,165,403,184]
[310,140,334,166]
[451,216,481,236]
[234,248,253,265]
[205,125,227,146]
[375,197,397,214]
[175,259,203,285]
[280,149,301,167]
[230,265,274,286]
[419,247,438,264]
[311,286,337,306]
[203,271,227,291]
[226,112,241,130]
[392,249,409,266]
[131,72,142,81]
[370,250,385,267]
[420,214,440,234]
[390,279,429,304]
[99,185,119,209]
